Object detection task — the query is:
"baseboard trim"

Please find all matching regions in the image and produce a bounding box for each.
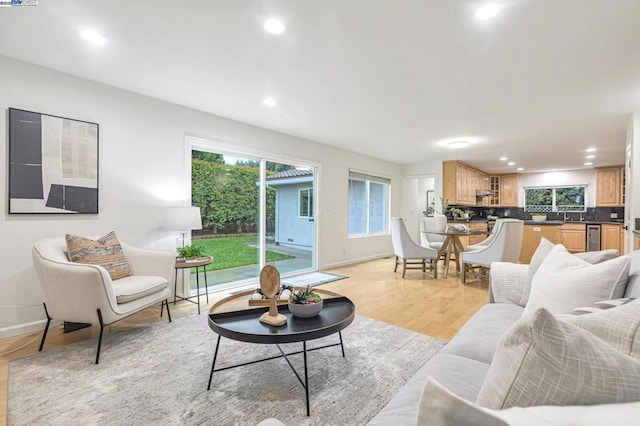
[0,319,61,340]
[321,252,393,270]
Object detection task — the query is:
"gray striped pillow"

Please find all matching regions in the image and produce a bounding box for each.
[558,298,636,317]
[66,232,131,280]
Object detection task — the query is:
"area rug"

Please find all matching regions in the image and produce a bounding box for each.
[281,271,348,288]
[8,314,444,426]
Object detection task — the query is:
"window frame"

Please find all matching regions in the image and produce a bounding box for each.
[298,187,313,218]
[348,171,390,238]
[524,185,587,213]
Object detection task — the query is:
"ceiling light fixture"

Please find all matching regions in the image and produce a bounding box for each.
[584,162,593,166]
[499,156,508,161]
[585,155,595,159]
[507,161,515,166]
[517,167,524,171]
[585,148,597,152]
[264,18,286,34]
[475,3,501,20]
[262,97,277,107]
[447,140,470,149]
[78,28,107,45]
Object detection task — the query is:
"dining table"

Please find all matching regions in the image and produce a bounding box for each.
[430,229,490,278]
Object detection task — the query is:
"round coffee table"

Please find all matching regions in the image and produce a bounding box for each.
[207,288,355,416]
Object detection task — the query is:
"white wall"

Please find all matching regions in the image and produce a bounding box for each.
[518,169,597,207]
[0,56,402,337]
[628,113,640,252]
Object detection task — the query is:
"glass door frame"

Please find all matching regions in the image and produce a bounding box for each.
[185,135,320,293]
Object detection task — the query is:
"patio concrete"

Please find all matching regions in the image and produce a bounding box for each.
[190,242,313,291]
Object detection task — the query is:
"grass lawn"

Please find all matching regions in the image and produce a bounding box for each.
[192,236,293,271]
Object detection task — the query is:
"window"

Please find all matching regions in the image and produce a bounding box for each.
[348,171,390,236]
[298,188,313,218]
[525,186,586,212]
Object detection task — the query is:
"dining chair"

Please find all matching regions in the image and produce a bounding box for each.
[391,217,439,278]
[460,219,524,283]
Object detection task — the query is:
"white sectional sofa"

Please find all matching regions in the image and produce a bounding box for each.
[368,246,640,425]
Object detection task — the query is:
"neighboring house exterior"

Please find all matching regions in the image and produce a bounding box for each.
[266,169,314,250]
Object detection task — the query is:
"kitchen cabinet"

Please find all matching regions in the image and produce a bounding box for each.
[601,224,623,254]
[487,174,519,207]
[556,223,586,253]
[469,222,488,245]
[595,166,624,207]
[519,224,559,263]
[500,174,519,207]
[442,161,489,206]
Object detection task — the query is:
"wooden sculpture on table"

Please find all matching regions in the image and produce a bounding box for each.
[259,265,287,326]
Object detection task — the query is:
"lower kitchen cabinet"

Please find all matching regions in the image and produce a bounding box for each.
[601,224,623,254]
[519,225,559,263]
[556,223,586,253]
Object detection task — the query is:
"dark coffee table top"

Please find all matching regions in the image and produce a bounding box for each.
[208,289,355,344]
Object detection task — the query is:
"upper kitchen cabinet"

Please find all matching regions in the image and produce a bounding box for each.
[595,166,624,207]
[500,174,519,207]
[443,161,489,206]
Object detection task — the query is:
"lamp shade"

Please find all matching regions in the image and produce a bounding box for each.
[162,206,202,231]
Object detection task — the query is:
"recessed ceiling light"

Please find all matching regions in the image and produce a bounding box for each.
[499,156,508,161]
[585,148,597,152]
[516,167,524,171]
[507,161,515,166]
[263,97,277,107]
[584,162,593,166]
[475,3,501,20]
[264,18,286,34]
[585,155,595,159]
[447,140,470,149]
[78,28,107,45]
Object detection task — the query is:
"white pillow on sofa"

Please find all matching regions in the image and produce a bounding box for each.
[520,238,619,306]
[417,376,640,426]
[523,244,629,317]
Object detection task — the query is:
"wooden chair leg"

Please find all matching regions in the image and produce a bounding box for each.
[433,259,438,279]
[394,256,399,272]
[461,263,467,283]
[402,259,407,278]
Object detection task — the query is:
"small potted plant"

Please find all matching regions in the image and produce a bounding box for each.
[288,286,323,318]
[176,244,206,261]
[530,212,547,223]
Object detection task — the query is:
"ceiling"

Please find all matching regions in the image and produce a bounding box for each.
[0,0,639,174]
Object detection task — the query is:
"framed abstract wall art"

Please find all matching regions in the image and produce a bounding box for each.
[8,108,99,214]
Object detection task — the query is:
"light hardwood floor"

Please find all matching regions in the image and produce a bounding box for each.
[0,256,489,423]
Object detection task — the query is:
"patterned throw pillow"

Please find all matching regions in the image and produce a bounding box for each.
[476,308,640,409]
[66,231,131,280]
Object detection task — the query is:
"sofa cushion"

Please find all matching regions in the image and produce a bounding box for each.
[112,275,169,303]
[624,249,640,298]
[476,308,640,409]
[520,238,619,306]
[561,298,640,359]
[367,354,490,426]
[66,231,132,280]
[523,244,630,317]
[558,297,636,317]
[440,303,524,364]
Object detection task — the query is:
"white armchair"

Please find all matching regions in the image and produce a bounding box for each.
[419,215,447,250]
[32,237,175,364]
[460,219,524,283]
[391,218,439,278]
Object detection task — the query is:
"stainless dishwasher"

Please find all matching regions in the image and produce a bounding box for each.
[586,224,601,251]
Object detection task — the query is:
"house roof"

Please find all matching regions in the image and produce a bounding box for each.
[266,169,314,181]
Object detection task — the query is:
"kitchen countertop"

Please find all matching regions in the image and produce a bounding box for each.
[447,219,624,226]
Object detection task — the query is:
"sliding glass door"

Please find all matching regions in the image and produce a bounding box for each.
[190,149,316,290]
